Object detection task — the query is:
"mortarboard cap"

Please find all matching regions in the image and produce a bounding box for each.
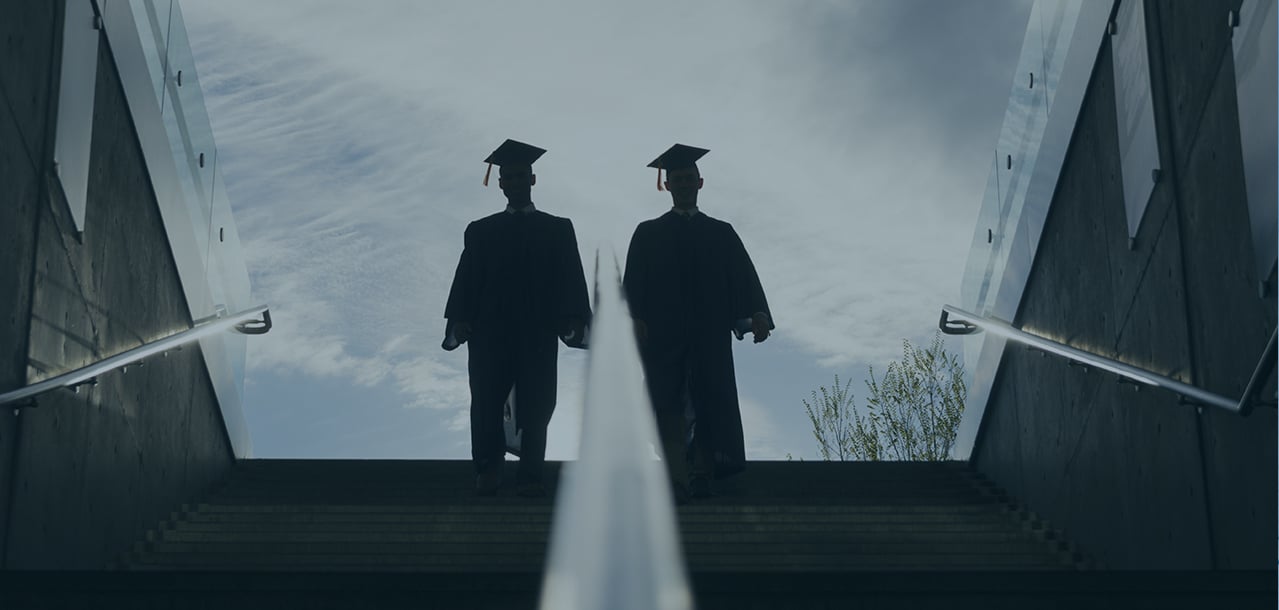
[483,139,547,186]
[647,143,709,191]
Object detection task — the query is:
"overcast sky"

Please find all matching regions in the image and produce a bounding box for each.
[182,1,1033,460]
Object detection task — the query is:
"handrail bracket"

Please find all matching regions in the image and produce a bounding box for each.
[939,310,981,335]
[235,309,272,335]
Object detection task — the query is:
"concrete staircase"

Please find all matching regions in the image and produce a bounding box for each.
[6,460,1273,608]
[122,460,1080,573]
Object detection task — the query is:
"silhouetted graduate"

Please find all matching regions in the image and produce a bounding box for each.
[443,139,590,497]
[623,144,774,499]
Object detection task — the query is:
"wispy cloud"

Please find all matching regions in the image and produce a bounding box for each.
[184,1,1030,458]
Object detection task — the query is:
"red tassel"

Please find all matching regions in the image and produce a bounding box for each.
[657,167,663,191]
[483,162,493,186]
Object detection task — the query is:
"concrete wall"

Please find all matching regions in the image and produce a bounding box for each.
[0,0,235,568]
[0,0,61,567]
[972,0,1277,569]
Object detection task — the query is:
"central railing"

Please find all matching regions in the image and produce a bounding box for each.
[540,253,692,610]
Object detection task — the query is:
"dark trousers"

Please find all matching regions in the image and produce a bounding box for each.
[653,400,713,488]
[468,331,557,484]
[644,346,714,487]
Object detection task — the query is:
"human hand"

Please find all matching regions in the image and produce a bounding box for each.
[561,318,588,348]
[751,313,771,343]
[564,319,584,340]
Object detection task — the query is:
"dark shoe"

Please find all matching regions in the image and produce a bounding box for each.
[515,481,547,498]
[475,470,502,496]
[688,477,712,499]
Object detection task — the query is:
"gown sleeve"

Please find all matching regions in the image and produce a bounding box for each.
[622,223,649,323]
[558,219,592,348]
[442,223,479,350]
[726,224,774,332]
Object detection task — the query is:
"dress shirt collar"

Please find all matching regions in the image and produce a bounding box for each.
[505,203,537,214]
[670,205,700,217]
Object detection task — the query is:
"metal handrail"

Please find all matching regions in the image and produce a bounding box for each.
[540,253,692,610]
[940,304,1277,415]
[0,305,271,408]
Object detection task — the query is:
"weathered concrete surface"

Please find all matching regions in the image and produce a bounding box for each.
[1155,0,1243,165]
[1164,5,1279,568]
[0,0,59,569]
[973,0,1276,569]
[0,0,59,167]
[0,84,42,573]
[1,1,234,569]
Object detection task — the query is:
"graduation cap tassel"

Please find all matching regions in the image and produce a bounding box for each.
[656,167,664,191]
[483,162,493,186]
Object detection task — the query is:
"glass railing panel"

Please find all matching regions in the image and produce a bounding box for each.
[960,157,1005,316]
[208,160,252,313]
[961,0,1043,323]
[952,0,1114,459]
[100,0,258,457]
[960,158,1003,373]
[1039,0,1083,114]
[1018,0,1113,265]
[199,325,250,450]
[130,0,173,107]
[158,0,218,318]
[207,160,252,394]
[166,1,217,212]
[202,153,227,319]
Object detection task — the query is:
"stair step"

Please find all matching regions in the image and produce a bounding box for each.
[8,570,1271,610]
[126,553,545,570]
[205,494,998,506]
[150,529,1049,545]
[138,538,1058,555]
[161,521,1031,535]
[183,502,1006,515]
[124,551,1072,571]
[167,514,1022,531]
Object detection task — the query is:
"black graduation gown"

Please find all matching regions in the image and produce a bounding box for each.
[442,209,591,434]
[623,210,773,478]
